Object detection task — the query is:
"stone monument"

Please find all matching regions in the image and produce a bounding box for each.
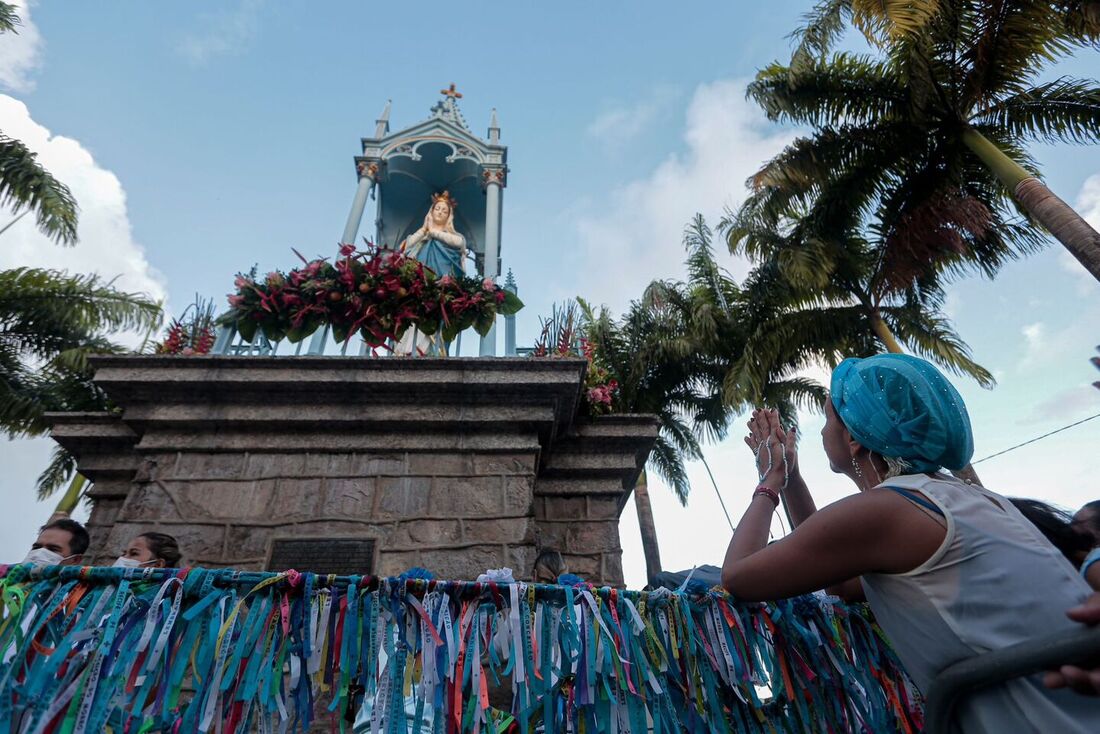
[50,357,656,586]
[49,89,658,586]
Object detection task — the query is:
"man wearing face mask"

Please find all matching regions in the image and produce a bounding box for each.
[22,519,89,567]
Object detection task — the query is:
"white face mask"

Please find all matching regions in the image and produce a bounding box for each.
[112,557,152,569]
[23,548,72,567]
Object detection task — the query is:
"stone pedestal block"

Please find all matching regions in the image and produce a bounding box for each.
[49,356,657,586]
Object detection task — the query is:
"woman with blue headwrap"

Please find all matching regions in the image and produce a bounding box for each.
[721,353,1099,733]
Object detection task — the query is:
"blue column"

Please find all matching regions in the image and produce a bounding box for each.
[341,165,377,245]
[504,270,517,356]
[479,174,503,356]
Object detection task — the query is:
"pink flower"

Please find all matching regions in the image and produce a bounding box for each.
[587,385,613,405]
[234,275,252,289]
[339,243,356,257]
[181,347,195,356]
[495,291,506,304]
[482,277,495,290]
[228,294,245,307]
[439,274,455,287]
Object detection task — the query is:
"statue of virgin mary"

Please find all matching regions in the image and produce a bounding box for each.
[401,191,466,279]
[396,192,467,355]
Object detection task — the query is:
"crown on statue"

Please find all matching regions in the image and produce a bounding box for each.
[431,191,456,210]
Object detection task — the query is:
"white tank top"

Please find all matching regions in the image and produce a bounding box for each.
[860,474,1100,733]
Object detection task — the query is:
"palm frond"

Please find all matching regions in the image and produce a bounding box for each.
[36,445,77,500]
[975,77,1100,145]
[885,304,995,387]
[750,54,905,126]
[0,268,162,357]
[0,136,79,246]
[790,0,853,70]
[850,0,943,44]
[0,1,19,34]
[646,434,693,506]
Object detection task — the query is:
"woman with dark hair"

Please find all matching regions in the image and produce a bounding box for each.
[1009,498,1095,570]
[113,532,183,569]
[1073,500,1100,545]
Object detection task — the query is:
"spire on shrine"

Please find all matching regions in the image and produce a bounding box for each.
[374,100,391,138]
[488,108,500,144]
[429,83,469,130]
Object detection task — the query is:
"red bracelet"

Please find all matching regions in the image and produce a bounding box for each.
[753,486,780,507]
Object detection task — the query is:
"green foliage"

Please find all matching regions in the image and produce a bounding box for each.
[0,136,79,246]
[739,0,1100,297]
[0,2,19,35]
[0,268,162,495]
[534,287,732,505]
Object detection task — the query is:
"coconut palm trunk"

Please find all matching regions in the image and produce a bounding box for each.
[869,311,904,353]
[632,470,663,584]
[48,472,87,522]
[962,128,1100,283]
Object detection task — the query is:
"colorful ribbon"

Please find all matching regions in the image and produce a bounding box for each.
[0,565,923,733]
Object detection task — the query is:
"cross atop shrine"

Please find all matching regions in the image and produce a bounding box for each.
[439,83,462,99]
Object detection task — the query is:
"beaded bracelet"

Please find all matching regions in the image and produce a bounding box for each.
[753,486,780,507]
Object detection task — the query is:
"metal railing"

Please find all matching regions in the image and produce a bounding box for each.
[923,625,1100,732]
[211,323,487,357]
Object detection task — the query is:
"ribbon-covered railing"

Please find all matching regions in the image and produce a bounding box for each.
[0,565,923,733]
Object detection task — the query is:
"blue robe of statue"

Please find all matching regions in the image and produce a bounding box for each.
[413,238,464,279]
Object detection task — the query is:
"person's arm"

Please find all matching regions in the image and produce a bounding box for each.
[723,417,942,601]
[722,490,928,600]
[1087,564,1100,592]
[744,411,864,600]
[745,411,818,528]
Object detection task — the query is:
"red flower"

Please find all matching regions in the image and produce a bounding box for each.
[339,243,356,257]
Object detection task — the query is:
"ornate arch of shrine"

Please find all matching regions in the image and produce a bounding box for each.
[341,86,508,356]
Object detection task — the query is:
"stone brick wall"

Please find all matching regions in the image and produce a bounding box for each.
[50,357,658,586]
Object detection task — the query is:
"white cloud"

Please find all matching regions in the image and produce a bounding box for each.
[1020,321,1045,369]
[0,95,166,534]
[0,95,167,315]
[0,0,42,92]
[574,79,796,312]
[177,0,264,67]
[586,85,679,149]
[1078,173,1100,229]
[1060,173,1100,292]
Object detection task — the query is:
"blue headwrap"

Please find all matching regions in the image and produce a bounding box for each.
[830,354,974,473]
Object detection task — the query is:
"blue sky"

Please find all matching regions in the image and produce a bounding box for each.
[1,1,1098,586]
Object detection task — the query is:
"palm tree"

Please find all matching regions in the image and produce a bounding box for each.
[575,294,732,585]
[0,268,161,500]
[748,0,1100,283]
[0,3,79,246]
[691,213,991,481]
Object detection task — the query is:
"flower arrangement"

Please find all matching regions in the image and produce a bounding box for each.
[531,300,619,416]
[155,297,217,355]
[580,338,619,415]
[217,244,523,348]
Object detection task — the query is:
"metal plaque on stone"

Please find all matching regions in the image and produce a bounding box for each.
[267,538,376,575]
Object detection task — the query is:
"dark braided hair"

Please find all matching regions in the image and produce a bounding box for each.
[139,532,183,567]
